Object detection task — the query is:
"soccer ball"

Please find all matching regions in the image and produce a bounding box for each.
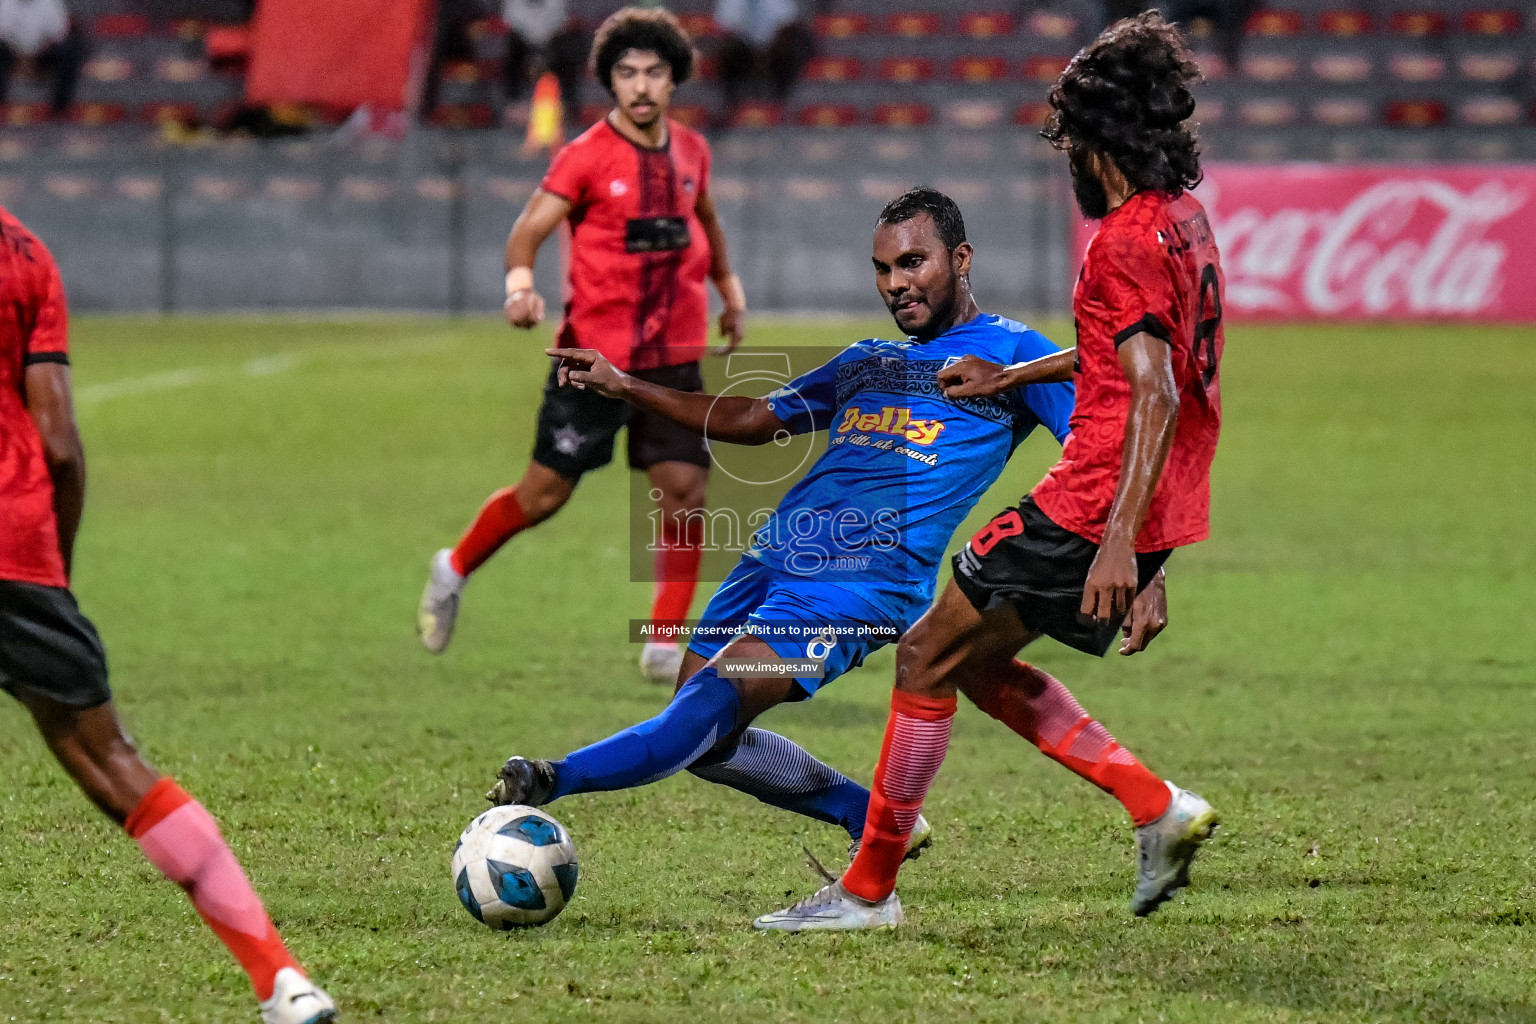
[451,805,578,929]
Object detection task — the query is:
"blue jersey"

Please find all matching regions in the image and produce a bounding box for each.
[751,313,1073,606]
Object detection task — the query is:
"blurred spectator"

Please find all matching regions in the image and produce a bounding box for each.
[502,0,585,123]
[0,0,84,117]
[715,0,812,122]
[424,0,484,121]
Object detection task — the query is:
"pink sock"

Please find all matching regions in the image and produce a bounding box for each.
[126,778,299,1000]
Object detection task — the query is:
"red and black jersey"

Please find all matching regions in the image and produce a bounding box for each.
[0,206,70,587]
[540,117,714,372]
[1032,190,1225,552]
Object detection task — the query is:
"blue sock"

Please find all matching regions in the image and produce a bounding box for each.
[549,666,740,800]
[688,727,872,839]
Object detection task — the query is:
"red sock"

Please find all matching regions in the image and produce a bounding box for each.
[126,778,300,1001]
[967,661,1171,826]
[842,689,956,902]
[450,486,530,576]
[649,515,702,644]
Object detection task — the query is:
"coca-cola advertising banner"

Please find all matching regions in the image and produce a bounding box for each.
[1076,165,1535,321]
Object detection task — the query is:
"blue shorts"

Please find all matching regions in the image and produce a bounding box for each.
[687,556,924,699]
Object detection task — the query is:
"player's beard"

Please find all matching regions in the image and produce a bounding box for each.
[1069,148,1110,220]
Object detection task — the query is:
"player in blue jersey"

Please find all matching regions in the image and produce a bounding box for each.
[485,188,1169,864]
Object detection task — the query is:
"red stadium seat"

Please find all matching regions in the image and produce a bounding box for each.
[675,13,719,38]
[803,57,861,83]
[1458,52,1518,83]
[950,56,1008,83]
[668,104,710,128]
[1390,11,1446,36]
[796,103,860,128]
[2,102,50,125]
[442,60,481,84]
[205,25,251,68]
[1388,53,1446,81]
[871,102,932,128]
[1463,9,1521,34]
[1014,101,1052,128]
[468,17,508,39]
[1457,96,1520,125]
[1025,10,1077,39]
[884,13,941,39]
[430,103,495,129]
[169,19,208,41]
[730,101,783,128]
[141,102,200,126]
[93,14,151,37]
[69,102,127,126]
[1311,52,1372,82]
[878,57,934,83]
[958,12,1016,39]
[1246,10,1303,36]
[695,55,717,81]
[1023,56,1070,83]
[1241,54,1299,81]
[1385,99,1447,126]
[85,56,135,83]
[1318,10,1371,35]
[813,13,869,38]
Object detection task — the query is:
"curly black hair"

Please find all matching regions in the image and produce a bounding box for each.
[877,186,967,252]
[589,7,696,94]
[1042,11,1203,194]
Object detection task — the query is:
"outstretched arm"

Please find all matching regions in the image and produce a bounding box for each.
[937,348,1076,398]
[1080,332,1179,625]
[547,348,788,445]
[503,189,574,329]
[24,362,85,579]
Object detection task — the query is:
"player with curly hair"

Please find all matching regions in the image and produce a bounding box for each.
[757,10,1228,931]
[418,7,745,685]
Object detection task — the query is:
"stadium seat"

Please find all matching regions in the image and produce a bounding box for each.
[1023,10,1078,41]
[468,17,508,40]
[1389,52,1447,81]
[1311,52,1373,82]
[430,104,495,129]
[205,25,251,69]
[93,14,151,38]
[1462,10,1521,34]
[813,13,870,39]
[1240,97,1301,126]
[675,13,719,39]
[950,56,1008,83]
[1242,52,1301,81]
[803,57,862,83]
[1246,10,1304,36]
[730,101,783,128]
[957,12,1015,39]
[796,103,860,128]
[1389,11,1447,36]
[870,102,931,127]
[941,100,1004,128]
[1014,101,1051,128]
[85,56,135,84]
[1311,97,1373,125]
[1386,99,1448,125]
[1023,56,1070,83]
[1318,10,1371,35]
[441,61,482,85]
[1192,51,1230,80]
[170,19,209,42]
[878,57,934,83]
[668,105,710,129]
[156,58,206,84]
[69,102,127,126]
[1456,51,1518,83]
[884,13,942,39]
[2,102,51,126]
[1457,95,1520,124]
[141,101,200,126]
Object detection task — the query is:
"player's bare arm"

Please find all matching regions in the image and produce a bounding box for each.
[937,348,1077,398]
[1081,332,1179,625]
[547,347,786,445]
[503,189,574,329]
[694,191,746,355]
[23,361,84,579]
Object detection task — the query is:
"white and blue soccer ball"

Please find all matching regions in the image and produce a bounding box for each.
[451,805,578,929]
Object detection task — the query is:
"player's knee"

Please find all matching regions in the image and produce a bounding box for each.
[517,478,574,523]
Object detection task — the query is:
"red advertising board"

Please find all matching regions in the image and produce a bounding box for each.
[1076,165,1536,321]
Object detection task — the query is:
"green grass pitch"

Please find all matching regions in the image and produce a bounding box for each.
[1,315,1533,1023]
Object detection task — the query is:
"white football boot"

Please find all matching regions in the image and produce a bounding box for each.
[259,967,337,1024]
[847,814,933,865]
[1131,781,1220,916]
[416,549,464,654]
[753,880,903,932]
[639,641,684,684]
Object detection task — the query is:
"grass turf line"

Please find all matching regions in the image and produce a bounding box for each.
[0,316,1532,1022]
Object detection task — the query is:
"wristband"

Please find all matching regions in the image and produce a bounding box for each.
[505,267,534,298]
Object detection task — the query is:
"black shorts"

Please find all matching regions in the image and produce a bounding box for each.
[0,579,111,708]
[952,496,1172,657]
[531,359,712,481]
